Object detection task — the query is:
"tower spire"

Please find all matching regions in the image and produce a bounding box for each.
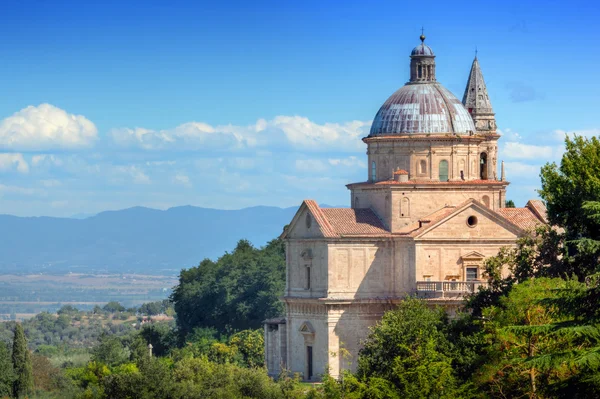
[462,55,496,134]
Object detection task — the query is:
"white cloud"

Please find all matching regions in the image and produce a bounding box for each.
[328,156,366,168]
[295,159,328,173]
[110,116,370,152]
[112,165,151,185]
[502,142,556,160]
[32,154,63,167]
[0,184,38,196]
[40,179,62,187]
[0,153,29,173]
[497,128,522,142]
[51,200,68,208]
[503,162,541,179]
[0,104,97,150]
[173,174,191,187]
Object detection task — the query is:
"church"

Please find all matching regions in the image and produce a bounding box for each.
[264,34,548,381]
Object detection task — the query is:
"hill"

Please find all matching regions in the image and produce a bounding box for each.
[0,205,300,274]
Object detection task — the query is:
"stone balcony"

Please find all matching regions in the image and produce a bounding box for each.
[416,281,488,300]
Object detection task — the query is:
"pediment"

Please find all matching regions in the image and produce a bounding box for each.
[461,251,486,260]
[299,321,315,334]
[281,200,332,240]
[415,200,524,240]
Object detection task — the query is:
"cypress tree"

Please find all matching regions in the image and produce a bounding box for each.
[0,341,14,398]
[12,323,33,398]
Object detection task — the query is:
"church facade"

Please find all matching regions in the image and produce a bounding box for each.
[264,35,547,381]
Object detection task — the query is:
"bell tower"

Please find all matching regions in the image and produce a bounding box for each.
[462,55,496,135]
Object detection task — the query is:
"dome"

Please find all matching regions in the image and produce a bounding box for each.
[411,43,434,56]
[369,83,476,136]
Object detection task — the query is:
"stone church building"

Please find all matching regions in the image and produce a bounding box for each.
[264,35,547,381]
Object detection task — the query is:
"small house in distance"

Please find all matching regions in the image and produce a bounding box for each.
[264,34,547,381]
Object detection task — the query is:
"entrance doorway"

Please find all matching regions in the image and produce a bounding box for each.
[306,346,313,380]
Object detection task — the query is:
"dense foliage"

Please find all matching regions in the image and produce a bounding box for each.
[171,238,286,338]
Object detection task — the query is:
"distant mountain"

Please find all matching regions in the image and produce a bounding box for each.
[0,205,303,275]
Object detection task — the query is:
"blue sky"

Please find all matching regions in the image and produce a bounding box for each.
[0,0,598,217]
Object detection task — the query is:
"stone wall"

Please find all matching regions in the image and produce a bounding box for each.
[327,242,393,298]
[366,136,499,182]
[351,185,507,231]
[286,240,328,298]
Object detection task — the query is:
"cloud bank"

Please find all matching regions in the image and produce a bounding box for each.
[0,102,597,217]
[0,104,98,151]
[110,116,370,152]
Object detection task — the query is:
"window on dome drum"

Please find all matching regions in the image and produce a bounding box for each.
[439,160,449,182]
[480,152,488,179]
[371,161,376,182]
[466,267,478,281]
[419,160,427,174]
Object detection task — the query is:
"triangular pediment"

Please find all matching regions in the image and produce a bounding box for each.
[281,200,336,240]
[415,199,524,240]
[299,321,315,334]
[461,251,486,260]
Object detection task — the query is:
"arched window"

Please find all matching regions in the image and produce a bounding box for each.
[401,197,410,217]
[480,152,488,179]
[371,161,376,182]
[482,195,490,208]
[419,159,427,174]
[439,160,449,182]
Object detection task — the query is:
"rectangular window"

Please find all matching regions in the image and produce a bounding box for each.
[466,267,478,281]
[305,266,311,290]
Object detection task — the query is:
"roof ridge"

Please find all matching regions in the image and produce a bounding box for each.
[304,200,337,238]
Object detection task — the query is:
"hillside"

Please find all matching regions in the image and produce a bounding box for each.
[0,205,300,274]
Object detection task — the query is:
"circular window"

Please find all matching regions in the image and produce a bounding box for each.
[305,214,312,229]
[467,215,478,227]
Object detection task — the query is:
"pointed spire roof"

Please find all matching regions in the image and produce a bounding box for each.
[462,57,493,115]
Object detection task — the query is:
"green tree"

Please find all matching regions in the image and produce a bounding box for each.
[103,301,126,313]
[140,322,177,357]
[91,334,130,367]
[357,298,459,397]
[12,323,33,398]
[172,238,285,338]
[505,199,516,208]
[475,278,596,398]
[228,329,264,368]
[539,134,600,278]
[0,341,14,398]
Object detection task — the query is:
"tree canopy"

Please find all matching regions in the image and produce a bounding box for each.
[171,238,285,338]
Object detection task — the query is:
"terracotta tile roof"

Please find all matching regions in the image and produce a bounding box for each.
[526,199,548,223]
[349,179,507,187]
[393,169,409,175]
[321,208,389,236]
[496,207,544,231]
[303,200,337,238]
